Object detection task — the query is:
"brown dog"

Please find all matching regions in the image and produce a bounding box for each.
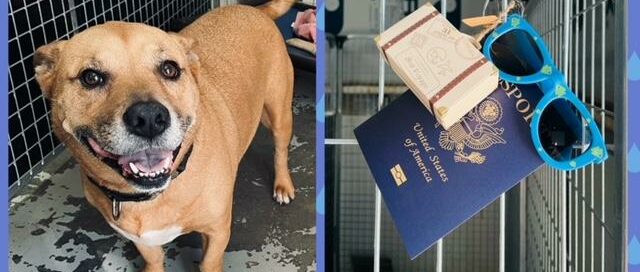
[33,1,296,271]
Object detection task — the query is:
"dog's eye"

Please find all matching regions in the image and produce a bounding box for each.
[79,69,107,89]
[160,60,181,80]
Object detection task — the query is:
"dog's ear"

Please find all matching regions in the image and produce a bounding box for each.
[168,33,200,79]
[34,40,67,98]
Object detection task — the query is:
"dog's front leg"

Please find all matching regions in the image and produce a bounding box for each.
[134,242,165,272]
[200,229,231,272]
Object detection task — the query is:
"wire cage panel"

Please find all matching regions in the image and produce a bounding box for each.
[326,3,509,267]
[8,0,211,187]
[326,0,626,272]
[332,142,503,272]
[524,0,624,272]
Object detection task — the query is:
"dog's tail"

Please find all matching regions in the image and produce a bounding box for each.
[258,0,295,20]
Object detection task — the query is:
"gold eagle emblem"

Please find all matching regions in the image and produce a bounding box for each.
[437,98,507,164]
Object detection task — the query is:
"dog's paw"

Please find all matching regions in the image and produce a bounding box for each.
[273,182,295,205]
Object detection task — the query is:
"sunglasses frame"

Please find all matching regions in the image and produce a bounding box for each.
[483,14,608,170]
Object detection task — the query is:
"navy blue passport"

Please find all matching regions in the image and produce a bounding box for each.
[354,82,545,259]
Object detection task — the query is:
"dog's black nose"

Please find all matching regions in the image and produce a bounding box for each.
[123,101,170,139]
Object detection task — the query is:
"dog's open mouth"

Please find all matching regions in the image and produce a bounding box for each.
[84,137,180,188]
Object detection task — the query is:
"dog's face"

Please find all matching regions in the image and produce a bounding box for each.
[34,22,201,193]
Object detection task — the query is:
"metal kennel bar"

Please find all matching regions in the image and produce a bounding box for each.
[525,0,625,272]
[8,0,213,188]
[325,0,626,271]
[326,1,507,271]
[326,1,494,271]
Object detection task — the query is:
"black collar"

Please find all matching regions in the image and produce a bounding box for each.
[87,176,160,202]
[87,146,192,220]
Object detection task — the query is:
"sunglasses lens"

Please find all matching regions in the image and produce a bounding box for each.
[538,99,592,162]
[490,29,545,76]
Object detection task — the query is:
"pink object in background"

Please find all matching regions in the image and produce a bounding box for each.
[292,9,316,43]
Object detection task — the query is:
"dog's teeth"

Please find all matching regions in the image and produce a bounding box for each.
[129,163,139,174]
[150,172,157,178]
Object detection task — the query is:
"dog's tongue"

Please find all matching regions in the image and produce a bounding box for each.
[88,138,117,159]
[87,137,173,175]
[118,149,173,173]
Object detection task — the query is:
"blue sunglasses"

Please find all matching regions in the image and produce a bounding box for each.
[483,15,607,170]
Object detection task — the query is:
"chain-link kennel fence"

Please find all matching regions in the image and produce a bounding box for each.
[325,0,626,271]
[8,0,317,271]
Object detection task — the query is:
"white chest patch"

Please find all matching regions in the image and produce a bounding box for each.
[108,223,183,246]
